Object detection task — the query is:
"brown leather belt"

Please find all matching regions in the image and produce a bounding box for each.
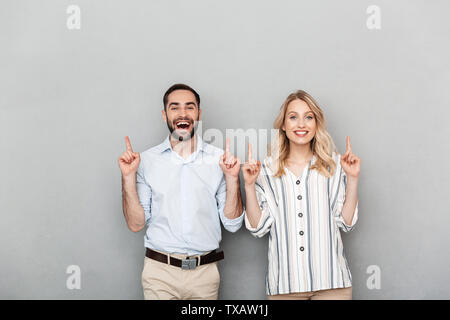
[145,248,224,270]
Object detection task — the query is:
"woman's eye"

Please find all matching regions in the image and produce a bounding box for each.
[306,116,313,120]
[290,116,296,120]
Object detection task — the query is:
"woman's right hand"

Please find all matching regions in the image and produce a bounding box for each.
[242,143,261,186]
[118,136,141,177]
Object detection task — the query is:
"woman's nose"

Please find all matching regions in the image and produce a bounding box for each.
[297,119,305,128]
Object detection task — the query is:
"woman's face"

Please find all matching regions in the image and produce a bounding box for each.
[282,99,317,146]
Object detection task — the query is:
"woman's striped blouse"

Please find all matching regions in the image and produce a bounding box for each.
[244,152,358,295]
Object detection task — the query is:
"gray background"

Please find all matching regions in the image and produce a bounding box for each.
[1,0,449,299]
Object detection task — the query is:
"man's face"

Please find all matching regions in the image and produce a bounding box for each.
[162,89,201,141]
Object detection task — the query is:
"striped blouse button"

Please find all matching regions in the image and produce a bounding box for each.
[296,180,300,185]
[299,231,304,236]
[300,247,304,252]
[297,195,302,200]
[298,213,303,218]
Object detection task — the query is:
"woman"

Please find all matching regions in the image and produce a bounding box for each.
[243,90,360,300]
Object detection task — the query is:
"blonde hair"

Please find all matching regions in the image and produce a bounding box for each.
[270,90,337,178]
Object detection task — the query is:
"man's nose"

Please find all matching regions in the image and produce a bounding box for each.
[179,107,187,117]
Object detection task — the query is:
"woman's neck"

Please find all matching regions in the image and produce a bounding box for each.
[287,142,313,164]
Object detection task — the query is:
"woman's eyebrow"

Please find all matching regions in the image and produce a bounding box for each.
[288,110,313,116]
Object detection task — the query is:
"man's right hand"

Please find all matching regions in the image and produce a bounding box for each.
[118,136,141,177]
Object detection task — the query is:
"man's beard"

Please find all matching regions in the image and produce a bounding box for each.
[167,117,198,142]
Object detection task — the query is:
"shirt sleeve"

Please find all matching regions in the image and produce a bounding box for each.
[244,177,274,238]
[216,175,244,233]
[331,156,358,232]
[136,162,152,225]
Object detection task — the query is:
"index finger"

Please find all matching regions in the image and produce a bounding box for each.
[225,138,230,153]
[346,136,351,153]
[125,136,133,152]
[248,143,252,161]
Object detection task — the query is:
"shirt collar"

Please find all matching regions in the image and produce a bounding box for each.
[156,134,206,154]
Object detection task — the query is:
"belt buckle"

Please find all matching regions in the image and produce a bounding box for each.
[181,258,197,270]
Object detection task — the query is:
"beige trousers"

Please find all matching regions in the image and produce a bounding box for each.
[268,287,352,300]
[141,252,220,300]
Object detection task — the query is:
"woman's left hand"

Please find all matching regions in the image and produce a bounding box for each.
[340,136,361,178]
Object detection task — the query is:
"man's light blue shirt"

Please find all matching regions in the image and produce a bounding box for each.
[136,134,244,256]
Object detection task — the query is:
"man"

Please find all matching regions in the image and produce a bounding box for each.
[118,83,244,300]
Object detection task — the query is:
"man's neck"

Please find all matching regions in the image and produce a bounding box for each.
[170,134,197,160]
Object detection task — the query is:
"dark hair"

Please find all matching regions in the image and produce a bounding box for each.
[163,83,200,110]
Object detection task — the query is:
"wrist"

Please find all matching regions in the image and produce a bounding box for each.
[347,176,359,185]
[122,173,137,183]
[224,174,239,184]
[244,182,256,190]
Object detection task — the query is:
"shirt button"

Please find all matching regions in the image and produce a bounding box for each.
[296,180,300,185]
[297,195,302,200]
[298,213,303,218]
[299,231,304,236]
[300,247,304,251]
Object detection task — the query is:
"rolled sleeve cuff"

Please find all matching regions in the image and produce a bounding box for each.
[222,210,244,233]
[244,210,272,238]
[340,201,358,232]
[144,209,151,225]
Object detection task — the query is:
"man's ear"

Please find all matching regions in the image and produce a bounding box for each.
[198,108,202,121]
[162,109,167,122]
